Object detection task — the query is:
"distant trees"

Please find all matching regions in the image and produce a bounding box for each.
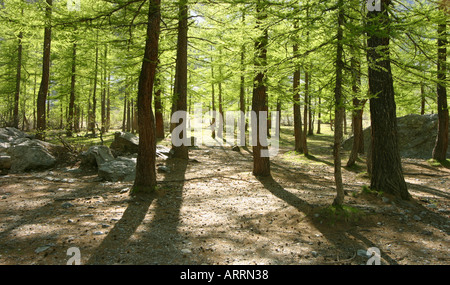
[0,0,444,203]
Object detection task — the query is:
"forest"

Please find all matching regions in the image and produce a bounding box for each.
[0,0,448,266]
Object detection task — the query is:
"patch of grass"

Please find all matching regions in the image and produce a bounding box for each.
[46,130,116,152]
[315,205,364,226]
[427,158,450,169]
[282,150,333,166]
[360,185,384,197]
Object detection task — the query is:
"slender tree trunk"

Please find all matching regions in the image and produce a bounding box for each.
[155,72,165,139]
[67,42,76,137]
[74,104,80,133]
[308,86,314,136]
[317,94,322,134]
[90,38,99,135]
[239,18,246,146]
[276,97,281,131]
[302,69,309,155]
[333,0,345,207]
[252,0,270,177]
[122,89,127,132]
[101,45,107,134]
[106,74,111,132]
[171,0,189,159]
[293,41,304,153]
[126,98,131,132]
[420,82,425,115]
[367,0,410,200]
[132,0,160,194]
[218,71,223,140]
[432,16,448,161]
[13,31,23,129]
[36,0,52,140]
[347,55,366,167]
[211,62,216,138]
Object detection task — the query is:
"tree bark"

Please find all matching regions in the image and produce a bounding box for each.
[171,0,189,159]
[67,42,76,137]
[367,0,410,200]
[36,0,52,140]
[90,39,99,135]
[293,42,304,153]
[211,62,216,138]
[333,0,345,207]
[239,22,246,146]
[101,45,107,134]
[13,31,23,129]
[347,55,366,167]
[432,18,448,161]
[132,0,161,194]
[252,0,270,177]
[106,74,111,132]
[155,72,165,139]
[302,68,309,155]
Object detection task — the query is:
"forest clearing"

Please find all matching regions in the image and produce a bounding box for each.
[0,126,448,265]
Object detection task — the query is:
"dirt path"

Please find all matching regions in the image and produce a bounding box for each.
[0,141,449,265]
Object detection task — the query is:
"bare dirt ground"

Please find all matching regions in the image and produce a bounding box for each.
[0,129,449,265]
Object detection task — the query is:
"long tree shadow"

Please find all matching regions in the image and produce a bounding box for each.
[256,175,399,265]
[86,157,188,265]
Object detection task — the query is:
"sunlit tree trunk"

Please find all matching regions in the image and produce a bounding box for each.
[132,0,161,194]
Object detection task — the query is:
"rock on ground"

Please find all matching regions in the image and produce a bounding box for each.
[110,132,139,155]
[8,139,57,173]
[98,156,136,182]
[80,145,115,167]
[342,114,450,159]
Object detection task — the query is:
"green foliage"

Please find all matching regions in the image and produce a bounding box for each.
[0,0,445,136]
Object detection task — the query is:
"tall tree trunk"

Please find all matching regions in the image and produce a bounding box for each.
[302,68,309,155]
[67,42,76,137]
[154,72,165,139]
[126,98,131,132]
[211,62,216,138]
[218,72,223,141]
[333,0,345,207]
[432,11,448,162]
[122,90,127,132]
[420,81,425,115]
[171,0,189,159]
[317,96,321,134]
[74,104,80,133]
[101,45,107,134]
[13,31,23,129]
[347,55,366,167]
[252,0,270,177]
[239,17,246,146]
[106,74,111,132]
[90,38,99,135]
[132,0,161,194]
[367,0,410,200]
[36,0,52,140]
[293,41,304,153]
[308,84,314,136]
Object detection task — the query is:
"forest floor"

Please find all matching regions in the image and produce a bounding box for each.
[0,126,449,265]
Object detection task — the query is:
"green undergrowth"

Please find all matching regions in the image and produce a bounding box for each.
[427,158,450,168]
[314,205,364,226]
